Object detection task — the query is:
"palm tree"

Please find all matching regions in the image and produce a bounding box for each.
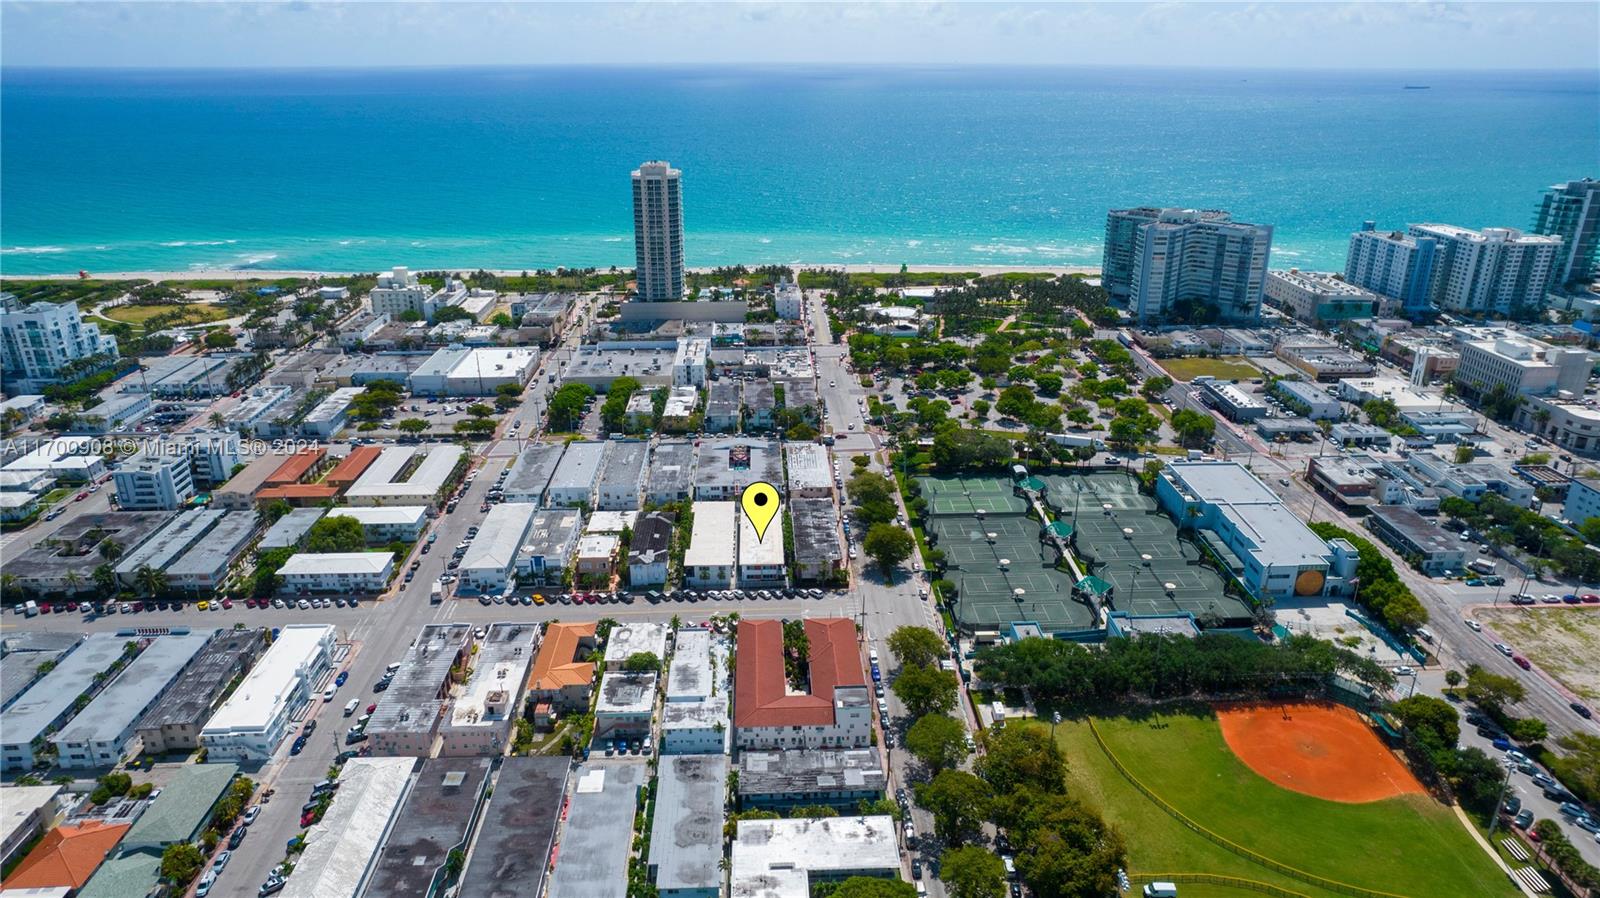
[135,565,166,598]
[99,539,124,562]
[62,570,84,595]
[93,564,119,595]
[209,412,227,430]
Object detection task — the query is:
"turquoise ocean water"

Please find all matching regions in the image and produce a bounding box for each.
[1,66,1595,276]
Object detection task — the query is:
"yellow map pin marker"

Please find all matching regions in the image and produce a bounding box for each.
[741,482,781,543]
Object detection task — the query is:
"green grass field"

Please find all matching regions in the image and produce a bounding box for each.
[99,302,227,328]
[1053,710,1515,898]
[1158,356,1261,382]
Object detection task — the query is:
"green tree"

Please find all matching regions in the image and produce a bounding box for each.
[134,564,167,598]
[466,403,494,418]
[1390,695,1459,747]
[93,563,118,594]
[1465,665,1526,710]
[1170,408,1216,448]
[397,417,428,434]
[826,877,917,898]
[941,846,1007,898]
[864,524,915,581]
[203,329,238,349]
[906,713,971,773]
[848,470,899,525]
[887,626,946,669]
[917,769,991,843]
[891,664,959,718]
[160,843,205,884]
[1008,791,1127,898]
[306,515,367,553]
[623,652,661,672]
[1139,375,1173,401]
[976,724,1066,796]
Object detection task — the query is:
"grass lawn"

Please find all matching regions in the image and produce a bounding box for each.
[100,302,227,329]
[1158,356,1261,382]
[1054,710,1515,898]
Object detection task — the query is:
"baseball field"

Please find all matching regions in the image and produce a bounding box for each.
[1053,704,1516,898]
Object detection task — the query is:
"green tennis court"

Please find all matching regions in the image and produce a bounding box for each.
[921,469,1253,630]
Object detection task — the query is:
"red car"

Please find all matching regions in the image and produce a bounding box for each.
[1583,594,1599,604]
[300,810,317,828]
[1514,655,1532,670]
[37,604,50,614]
[75,491,89,501]
[366,704,376,714]
[221,599,233,610]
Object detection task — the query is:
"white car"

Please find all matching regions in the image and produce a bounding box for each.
[1466,620,1482,632]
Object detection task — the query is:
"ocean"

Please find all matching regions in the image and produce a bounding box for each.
[1,65,1595,276]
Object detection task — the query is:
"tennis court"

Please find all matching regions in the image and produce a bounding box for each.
[921,474,1029,517]
[920,475,1097,633]
[1045,471,1251,623]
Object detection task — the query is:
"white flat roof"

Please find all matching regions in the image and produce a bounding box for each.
[739,510,785,567]
[329,505,429,527]
[52,631,214,747]
[784,444,832,492]
[278,553,394,576]
[585,510,638,534]
[1,633,126,748]
[0,785,60,850]
[684,501,737,568]
[202,625,333,736]
[731,816,901,898]
[343,444,463,501]
[577,533,619,560]
[604,623,670,666]
[461,503,536,573]
[280,756,415,898]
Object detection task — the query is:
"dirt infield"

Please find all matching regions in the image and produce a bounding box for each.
[1217,702,1425,804]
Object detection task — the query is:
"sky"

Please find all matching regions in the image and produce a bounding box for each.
[1,1,1595,70]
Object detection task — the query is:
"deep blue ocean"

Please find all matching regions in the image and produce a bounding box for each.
[2,66,1596,276]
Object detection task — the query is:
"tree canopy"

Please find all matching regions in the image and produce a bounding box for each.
[888,626,946,669]
[306,515,367,553]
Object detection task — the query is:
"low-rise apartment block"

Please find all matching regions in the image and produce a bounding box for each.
[734,618,869,750]
[201,624,334,762]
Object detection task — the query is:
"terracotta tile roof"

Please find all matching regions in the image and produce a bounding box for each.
[1,821,129,889]
[326,446,382,487]
[264,447,327,487]
[256,483,340,503]
[527,622,597,692]
[734,618,864,729]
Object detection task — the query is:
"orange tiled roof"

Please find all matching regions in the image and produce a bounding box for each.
[1,821,130,889]
[256,483,340,503]
[326,446,382,487]
[264,447,327,487]
[734,618,863,729]
[527,622,597,691]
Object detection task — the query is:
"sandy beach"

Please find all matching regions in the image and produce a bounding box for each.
[6,263,1100,282]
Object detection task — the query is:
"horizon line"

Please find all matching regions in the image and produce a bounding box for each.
[3,61,1597,75]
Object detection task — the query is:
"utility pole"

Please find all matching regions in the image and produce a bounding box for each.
[1486,761,1514,839]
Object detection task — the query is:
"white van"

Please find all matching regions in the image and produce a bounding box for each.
[343,699,359,717]
[1143,884,1178,898]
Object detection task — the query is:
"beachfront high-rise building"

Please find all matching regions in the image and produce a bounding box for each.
[1101,207,1272,325]
[0,293,118,390]
[1533,178,1600,290]
[369,266,437,320]
[1409,224,1562,317]
[632,161,684,302]
[1344,222,1438,316]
